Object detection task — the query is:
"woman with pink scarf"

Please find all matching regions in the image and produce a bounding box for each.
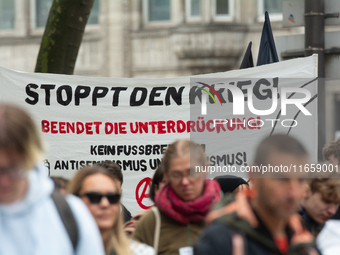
[132,140,221,255]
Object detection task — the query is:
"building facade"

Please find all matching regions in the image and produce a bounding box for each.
[0,0,302,78]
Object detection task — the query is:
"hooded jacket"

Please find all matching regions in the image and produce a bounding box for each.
[0,165,105,255]
[195,192,320,255]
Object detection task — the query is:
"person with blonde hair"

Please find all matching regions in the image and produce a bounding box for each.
[68,165,154,255]
[0,103,105,255]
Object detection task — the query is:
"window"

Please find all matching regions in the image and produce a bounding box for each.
[212,0,234,21]
[258,0,283,21]
[0,0,15,30]
[144,0,171,22]
[186,0,200,18]
[216,0,229,15]
[35,0,53,28]
[264,0,282,14]
[87,0,99,25]
[34,0,99,29]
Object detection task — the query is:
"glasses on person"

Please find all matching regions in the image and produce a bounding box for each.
[169,171,192,182]
[0,166,27,180]
[79,192,121,204]
[169,168,206,182]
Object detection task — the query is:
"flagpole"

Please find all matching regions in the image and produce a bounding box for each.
[305,0,325,160]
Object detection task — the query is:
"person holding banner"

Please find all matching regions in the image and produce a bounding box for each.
[68,165,155,255]
[195,134,320,255]
[132,140,221,255]
[0,103,105,255]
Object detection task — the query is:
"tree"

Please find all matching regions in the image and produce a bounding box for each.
[35,0,95,74]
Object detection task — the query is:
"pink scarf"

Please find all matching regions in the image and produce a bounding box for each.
[155,179,221,224]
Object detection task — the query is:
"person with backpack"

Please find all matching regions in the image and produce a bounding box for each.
[0,103,105,255]
[132,140,221,255]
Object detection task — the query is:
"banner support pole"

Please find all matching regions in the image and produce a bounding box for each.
[305,0,325,160]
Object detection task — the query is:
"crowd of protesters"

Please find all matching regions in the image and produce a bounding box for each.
[1,103,340,255]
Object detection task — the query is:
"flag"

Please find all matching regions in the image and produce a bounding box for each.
[239,42,254,69]
[257,11,279,66]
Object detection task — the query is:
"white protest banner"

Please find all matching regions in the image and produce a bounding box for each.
[0,55,317,215]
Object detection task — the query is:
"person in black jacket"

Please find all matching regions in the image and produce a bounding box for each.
[195,134,320,255]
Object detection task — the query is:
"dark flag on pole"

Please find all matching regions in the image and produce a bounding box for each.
[257,11,279,66]
[239,42,254,69]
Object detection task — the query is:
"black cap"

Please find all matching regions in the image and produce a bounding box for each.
[214,175,248,194]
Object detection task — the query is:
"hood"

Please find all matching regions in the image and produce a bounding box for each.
[0,164,54,215]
